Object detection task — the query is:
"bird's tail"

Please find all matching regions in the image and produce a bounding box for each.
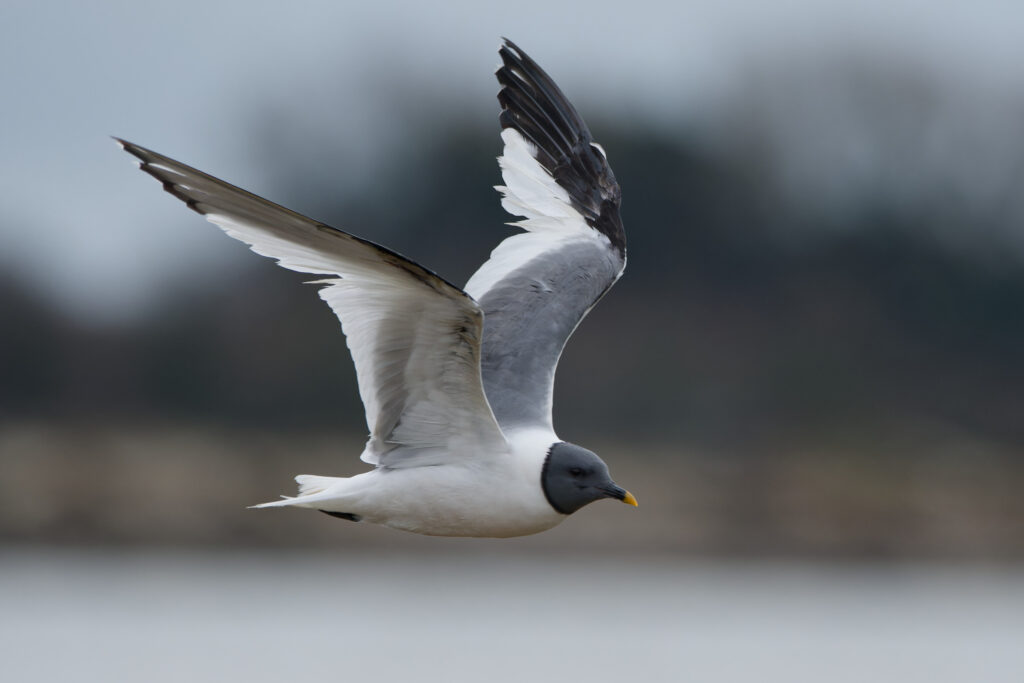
[295,474,338,496]
[249,474,343,509]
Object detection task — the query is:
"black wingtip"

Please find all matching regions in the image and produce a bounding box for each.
[498,37,524,58]
[114,139,213,217]
[495,40,626,255]
[112,136,136,152]
[114,137,152,165]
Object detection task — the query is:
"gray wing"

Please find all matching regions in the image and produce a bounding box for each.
[464,40,627,432]
[117,139,506,467]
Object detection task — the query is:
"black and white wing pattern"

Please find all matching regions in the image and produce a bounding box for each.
[117,140,506,467]
[465,39,627,433]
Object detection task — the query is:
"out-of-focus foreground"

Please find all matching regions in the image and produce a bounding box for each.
[5,548,1024,683]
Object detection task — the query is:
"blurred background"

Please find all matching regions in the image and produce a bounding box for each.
[2,1,1023,681]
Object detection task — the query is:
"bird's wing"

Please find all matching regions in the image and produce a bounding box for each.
[117,140,506,468]
[465,39,627,433]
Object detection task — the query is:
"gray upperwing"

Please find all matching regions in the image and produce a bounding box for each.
[478,238,622,430]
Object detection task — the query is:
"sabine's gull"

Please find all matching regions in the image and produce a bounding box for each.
[117,39,636,537]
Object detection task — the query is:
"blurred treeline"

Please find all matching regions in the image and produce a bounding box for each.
[4,79,1024,452]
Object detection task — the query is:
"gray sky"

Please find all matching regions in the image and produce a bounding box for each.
[4,0,1024,322]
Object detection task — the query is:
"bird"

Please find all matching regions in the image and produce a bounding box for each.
[116,39,636,537]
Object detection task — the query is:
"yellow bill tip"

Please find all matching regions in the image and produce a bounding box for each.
[622,491,638,507]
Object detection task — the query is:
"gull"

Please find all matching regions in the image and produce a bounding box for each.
[116,39,636,537]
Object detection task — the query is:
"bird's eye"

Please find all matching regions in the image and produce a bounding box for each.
[569,467,584,477]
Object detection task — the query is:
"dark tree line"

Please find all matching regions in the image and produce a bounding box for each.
[3,119,1023,453]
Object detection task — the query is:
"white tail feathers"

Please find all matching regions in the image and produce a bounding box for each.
[248,474,344,509]
[295,474,339,496]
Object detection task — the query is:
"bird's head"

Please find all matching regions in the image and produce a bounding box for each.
[540,442,638,515]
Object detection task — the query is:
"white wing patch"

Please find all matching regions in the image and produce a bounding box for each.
[317,278,501,465]
[117,139,507,469]
[210,214,504,466]
[495,128,591,234]
[207,213,360,275]
[467,129,615,301]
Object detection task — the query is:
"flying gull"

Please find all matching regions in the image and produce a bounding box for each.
[116,39,636,537]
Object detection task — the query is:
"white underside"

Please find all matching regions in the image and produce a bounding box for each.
[252,429,565,538]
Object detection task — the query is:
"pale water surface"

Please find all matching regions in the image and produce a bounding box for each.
[3,549,1022,682]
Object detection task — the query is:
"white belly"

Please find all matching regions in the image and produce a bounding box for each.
[309,431,564,537]
[340,463,563,537]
